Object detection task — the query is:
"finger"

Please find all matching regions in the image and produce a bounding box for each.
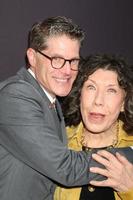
[90,166,109,177]
[116,152,132,166]
[97,150,117,160]
[96,150,123,167]
[92,151,123,173]
[90,179,110,187]
[92,153,111,168]
[90,179,121,192]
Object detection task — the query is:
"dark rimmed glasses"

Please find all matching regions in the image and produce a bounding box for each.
[36,50,80,71]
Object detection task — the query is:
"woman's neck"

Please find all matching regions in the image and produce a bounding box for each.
[81,122,119,148]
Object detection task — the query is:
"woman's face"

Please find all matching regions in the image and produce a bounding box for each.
[80,68,125,133]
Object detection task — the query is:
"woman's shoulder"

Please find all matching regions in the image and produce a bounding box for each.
[119,120,133,146]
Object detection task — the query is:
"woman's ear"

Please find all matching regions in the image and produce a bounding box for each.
[26,48,36,67]
[121,102,124,112]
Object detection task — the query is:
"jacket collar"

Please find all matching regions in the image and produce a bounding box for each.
[17,67,51,104]
[66,120,133,149]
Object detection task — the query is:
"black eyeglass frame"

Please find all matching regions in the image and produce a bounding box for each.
[36,50,80,71]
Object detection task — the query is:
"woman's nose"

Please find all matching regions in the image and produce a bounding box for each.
[94,91,104,106]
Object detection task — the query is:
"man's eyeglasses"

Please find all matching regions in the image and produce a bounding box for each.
[36,50,80,71]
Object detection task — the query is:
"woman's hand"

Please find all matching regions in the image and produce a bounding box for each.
[90,150,133,192]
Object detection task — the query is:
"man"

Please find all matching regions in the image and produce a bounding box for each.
[0,15,91,200]
[0,16,132,200]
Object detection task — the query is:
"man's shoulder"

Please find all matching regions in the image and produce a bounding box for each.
[0,67,48,104]
[0,67,36,94]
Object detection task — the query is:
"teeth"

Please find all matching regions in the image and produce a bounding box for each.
[55,78,68,82]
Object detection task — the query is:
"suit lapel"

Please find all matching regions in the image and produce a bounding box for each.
[17,67,67,144]
[17,67,48,100]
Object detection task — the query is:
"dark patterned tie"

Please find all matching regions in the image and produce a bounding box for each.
[49,101,61,121]
[54,101,61,121]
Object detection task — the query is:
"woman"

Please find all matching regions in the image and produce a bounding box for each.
[54,54,133,200]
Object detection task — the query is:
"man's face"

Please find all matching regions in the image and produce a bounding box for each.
[27,35,80,97]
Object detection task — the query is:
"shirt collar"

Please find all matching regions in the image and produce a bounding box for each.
[28,68,56,104]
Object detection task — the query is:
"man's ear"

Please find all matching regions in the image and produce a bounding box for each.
[26,48,36,67]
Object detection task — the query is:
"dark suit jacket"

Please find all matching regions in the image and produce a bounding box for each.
[0,67,132,200]
[0,67,91,200]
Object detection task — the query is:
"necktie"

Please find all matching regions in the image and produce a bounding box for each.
[54,101,61,121]
[49,101,61,121]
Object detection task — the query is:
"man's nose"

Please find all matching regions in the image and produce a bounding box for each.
[61,60,72,74]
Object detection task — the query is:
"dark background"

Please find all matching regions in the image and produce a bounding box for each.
[0,0,133,80]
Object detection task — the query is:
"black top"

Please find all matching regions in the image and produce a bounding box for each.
[80,185,115,200]
[80,146,115,200]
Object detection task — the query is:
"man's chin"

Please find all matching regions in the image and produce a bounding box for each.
[55,89,71,97]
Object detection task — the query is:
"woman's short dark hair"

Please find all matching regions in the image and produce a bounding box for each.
[62,54,133,134]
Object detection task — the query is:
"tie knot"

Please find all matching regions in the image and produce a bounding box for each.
[49,101,56,109]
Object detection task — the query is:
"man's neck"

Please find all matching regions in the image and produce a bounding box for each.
[28,68,56,103]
